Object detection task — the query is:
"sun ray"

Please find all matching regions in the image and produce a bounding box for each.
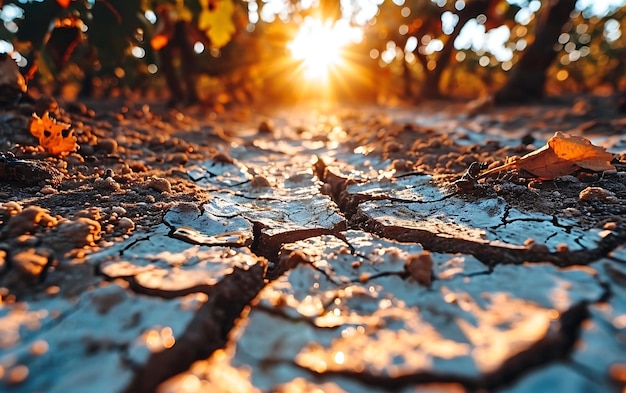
[288,17,363,83]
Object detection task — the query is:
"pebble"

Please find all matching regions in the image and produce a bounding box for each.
[258,119,275,134]
[94,177,122,192]
[96,138,118,154]
[145,177,172,193]
[250,174,271,188]
[5,206,57,237]
[7,365,29,385]
[54,217,102,248]
[603,222,617,230]
[405,251,433,287]
[29,340,49,356]
[40,185,57,195]
[117,217,135,234]
[167,152,188,165]
[77,207,103,221]
[111,206,127,216]
[12,248,49,279]
[579,187,617,203]
[1,201,22,216]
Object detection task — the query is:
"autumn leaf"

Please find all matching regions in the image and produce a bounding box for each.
[198,0,236,49]
[478,132,615,180]
[30,112,77,156]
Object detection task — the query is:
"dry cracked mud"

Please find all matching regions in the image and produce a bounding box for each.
[1,96,626,392]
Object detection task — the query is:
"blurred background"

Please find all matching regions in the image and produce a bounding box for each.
[0,0,624,107]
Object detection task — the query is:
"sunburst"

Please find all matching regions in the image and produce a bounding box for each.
[288,17,362,82]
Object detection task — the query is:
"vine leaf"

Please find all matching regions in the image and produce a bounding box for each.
[30,112,77,155]
[479,132,615,180]
[198,0,235,49]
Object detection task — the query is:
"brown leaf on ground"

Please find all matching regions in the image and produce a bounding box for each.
[479,132,615,180]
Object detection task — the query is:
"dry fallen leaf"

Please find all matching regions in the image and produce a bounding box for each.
[30,112,77,155]
[479,132,615,180]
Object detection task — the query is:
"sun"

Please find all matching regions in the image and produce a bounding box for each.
[288,17,362,81]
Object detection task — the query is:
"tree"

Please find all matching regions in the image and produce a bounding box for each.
[415,0,492,99]
[494,0,577,103]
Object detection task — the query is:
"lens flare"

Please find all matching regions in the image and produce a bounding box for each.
[288,17,362,81]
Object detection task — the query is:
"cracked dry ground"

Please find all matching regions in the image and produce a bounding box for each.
[1,99,626,393]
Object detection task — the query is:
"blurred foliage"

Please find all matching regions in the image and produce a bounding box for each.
[0,0,624,104]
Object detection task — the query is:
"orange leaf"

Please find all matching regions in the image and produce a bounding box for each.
[479,132,615,180]
[30,112,77,156]
[56,0,71,8]
[549,132,615,172]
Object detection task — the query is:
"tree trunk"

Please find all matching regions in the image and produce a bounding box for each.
[494,0,576,104]
[159,21,200,106]
[619,90,626,113]
[418,0,491,99]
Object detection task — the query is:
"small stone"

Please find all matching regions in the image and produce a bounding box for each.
[390,159,413,172]
[258,119,274,133]
[212,152,234,164]
[94,177,122,192]
[5,206,57,237]
[54,217,101,248]
[250,174,271,188]
[117,217,135,234]
[29,340,49,356]
[556,243,569,253]
[1,201,22,216]
[149,135,166,146]
[405,251,433,287]
[77,207,103,221]
[579,187,617,203]
[562,207,581,217]
[40,185,57,195]
[7,365,29,385]
[96,138,118,154]
[167,152,188,165]
[111,206,127,216]
[12,248,49,279]
[603,222,617,230]
[145,177,171,193]
[45,285,60,295]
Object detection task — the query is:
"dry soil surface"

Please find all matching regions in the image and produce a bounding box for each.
[1,96,626,392]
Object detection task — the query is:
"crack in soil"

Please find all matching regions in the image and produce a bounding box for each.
[313,158,626,268]
[295,301,591,391]
[93,226,268,392]
[121,260,266,393]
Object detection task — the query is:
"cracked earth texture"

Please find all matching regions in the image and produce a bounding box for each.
[1,97,626,392]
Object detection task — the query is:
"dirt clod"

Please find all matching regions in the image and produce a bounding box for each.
[405,251,433,287]
[579,186,618,203]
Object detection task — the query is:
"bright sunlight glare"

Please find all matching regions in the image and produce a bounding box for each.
[288,17,362,81]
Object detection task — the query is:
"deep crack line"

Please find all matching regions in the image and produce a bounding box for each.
[314,158,626,268]
[121,261,267,393]
[292,301,591,391]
